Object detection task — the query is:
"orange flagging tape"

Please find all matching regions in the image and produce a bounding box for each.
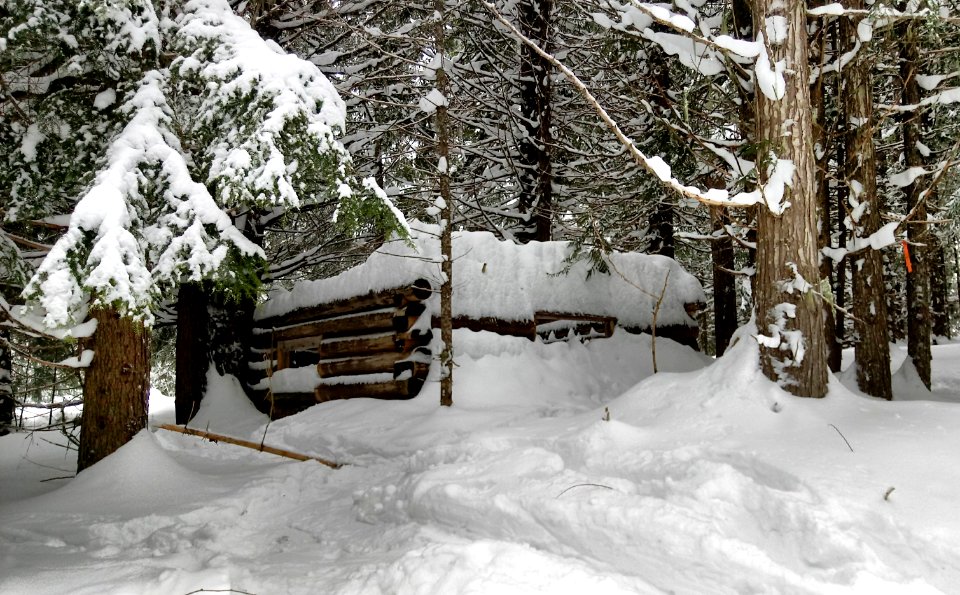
[902,240,913,273]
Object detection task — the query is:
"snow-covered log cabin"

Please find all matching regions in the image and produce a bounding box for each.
[246,223,706,417]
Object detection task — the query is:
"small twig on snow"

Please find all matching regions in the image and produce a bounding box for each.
[556,483,615,498]
[183,589,257,595]
[829,424,854,452]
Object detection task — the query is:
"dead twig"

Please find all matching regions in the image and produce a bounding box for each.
[556,483,615,498]
[829,424,854,453]
[183,589,257,595]
[155,424,343,469]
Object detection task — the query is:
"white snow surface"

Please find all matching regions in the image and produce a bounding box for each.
[255,222,705,329]
[754,33,787,101]
[4,330,960,594]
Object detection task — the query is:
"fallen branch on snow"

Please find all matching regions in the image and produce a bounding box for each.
[155,424,343,469]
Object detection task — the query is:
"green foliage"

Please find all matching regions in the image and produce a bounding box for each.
[3,0,403,329]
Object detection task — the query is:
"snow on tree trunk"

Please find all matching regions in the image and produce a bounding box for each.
[435,0,455,408]
[751,0,828,397]
[899,19,932,390]
[516,0,554,242]
[833,136,850,352]
[843,1,892,400]
[0,328,13,435]
[77,307,150,472]
[175,282,209,424]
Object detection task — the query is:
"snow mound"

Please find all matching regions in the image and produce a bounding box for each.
[5,325,960,593]
[188,366,269,439]
[257,222,705,330]
[57,431,208,514]
[263,329,710,460]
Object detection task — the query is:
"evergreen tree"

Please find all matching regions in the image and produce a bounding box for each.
[1,0,401,467]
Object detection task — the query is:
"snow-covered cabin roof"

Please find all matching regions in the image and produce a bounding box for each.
[256,223,705,329]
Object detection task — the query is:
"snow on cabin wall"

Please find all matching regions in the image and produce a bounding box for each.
[256,222,706,329]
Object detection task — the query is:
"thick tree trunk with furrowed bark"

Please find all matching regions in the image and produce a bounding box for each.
[751,0,828,397]
[899,18,932,390]
[843,0,892,400]
[78,306,150,472]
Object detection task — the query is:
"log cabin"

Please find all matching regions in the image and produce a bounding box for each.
[245,223,706,418]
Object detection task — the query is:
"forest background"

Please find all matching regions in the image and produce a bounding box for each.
[1,0,960,470]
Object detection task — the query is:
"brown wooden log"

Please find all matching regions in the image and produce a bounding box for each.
[393,302,427,333]
[264,392,318,418]
[399,278,434,303]
[253,308,398,348]
[276,348,291,370]
[255,279,433,328]
[431,316,536,339]
[317,333,397,357]
[394,359,431,380]
[318,329,432,358]
[315,378,420,402]
[317,350,411,378]
[155,423,342,468]
[534,311,616,325]
[275,335,326,352]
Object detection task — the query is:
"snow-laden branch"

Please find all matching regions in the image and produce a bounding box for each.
[806,3,960,24]
[479,0,790,214]
[174,0,352,210]
[26,71,262,328]
[592,1,760,77]
[878,87,960,113]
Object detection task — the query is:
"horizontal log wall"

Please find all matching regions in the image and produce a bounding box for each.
[248,281,434,419]
[247,281,701,418]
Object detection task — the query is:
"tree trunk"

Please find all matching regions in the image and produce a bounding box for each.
[650,198,676,259]
[834,137,849,352]
[843,1,892,400]
[0,329,13,435]
[516,0,553,242]
[175,282,209,424]
[710,207,737,356]
[77,306,150,472]
[899,19,932,389]
[435,0,454,407]
[813,15,841,373]
[208,217,264,393]
[751,0,828,397]
[930,233,950,339]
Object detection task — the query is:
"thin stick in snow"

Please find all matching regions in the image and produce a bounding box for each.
[829,423,854,453]
[155,424,343,468]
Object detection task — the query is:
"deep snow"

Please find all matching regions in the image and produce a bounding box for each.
[3,330,960,594]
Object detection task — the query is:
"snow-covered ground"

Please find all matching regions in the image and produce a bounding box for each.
[3,330,960,594]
